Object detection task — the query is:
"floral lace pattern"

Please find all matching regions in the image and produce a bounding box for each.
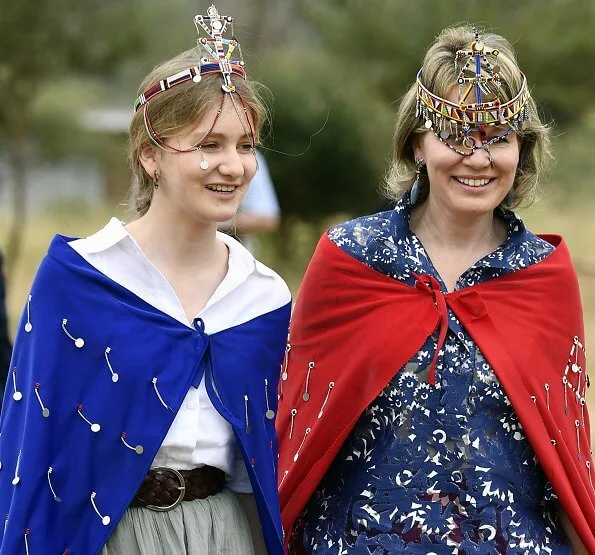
[295,197,570,554]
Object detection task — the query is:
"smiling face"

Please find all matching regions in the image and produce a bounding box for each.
[140,95,257,226]
[415,126,520,219]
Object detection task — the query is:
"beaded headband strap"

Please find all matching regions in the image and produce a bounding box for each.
[133,4,246,113]
[416,69,528,128]
[415,29,530,137]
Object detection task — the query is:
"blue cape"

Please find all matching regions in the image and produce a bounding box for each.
[0,235,291,554]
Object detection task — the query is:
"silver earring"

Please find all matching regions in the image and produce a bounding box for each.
[410,158,424,205]
[153,170,160,190]
[199,147,209,170]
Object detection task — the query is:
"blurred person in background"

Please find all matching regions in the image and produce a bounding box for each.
[277,26,593,553]
[220,149,281,253]
[0,251,11,405]
[0,6,291,555]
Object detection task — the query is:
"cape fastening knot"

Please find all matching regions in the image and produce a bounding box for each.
[414,273,448,386]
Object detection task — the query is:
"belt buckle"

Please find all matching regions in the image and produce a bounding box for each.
[145,467,186,512]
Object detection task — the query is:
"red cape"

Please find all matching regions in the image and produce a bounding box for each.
[276,233,594,552]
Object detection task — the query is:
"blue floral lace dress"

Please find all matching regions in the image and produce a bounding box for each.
[294,197,572,554]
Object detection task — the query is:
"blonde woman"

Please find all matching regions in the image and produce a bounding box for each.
[277,26,593,554]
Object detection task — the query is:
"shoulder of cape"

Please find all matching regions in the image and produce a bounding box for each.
[447,234,580,319]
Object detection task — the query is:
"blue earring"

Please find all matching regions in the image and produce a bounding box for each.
[504,186,516,208]
[410,158,424,205]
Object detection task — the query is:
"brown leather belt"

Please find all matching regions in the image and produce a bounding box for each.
[131,465,226,512]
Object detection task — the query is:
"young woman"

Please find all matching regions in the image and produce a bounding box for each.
[0,6,291,554]
[277,26,594,554]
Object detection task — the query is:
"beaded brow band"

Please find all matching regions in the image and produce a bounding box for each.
[416,68,529,127]
[133,4,246,113]
[133,64,245,113]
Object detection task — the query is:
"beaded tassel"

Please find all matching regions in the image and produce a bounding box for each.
[293,427,311,462]
[289,408,297,440]
[318,382,335,419]
[302,362,315,402]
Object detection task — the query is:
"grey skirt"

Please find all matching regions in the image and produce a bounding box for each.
[101,489,254,555]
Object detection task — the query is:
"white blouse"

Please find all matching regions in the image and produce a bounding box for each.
[69,218,291,493]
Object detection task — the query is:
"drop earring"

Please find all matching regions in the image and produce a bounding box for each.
[410,158,424,205]
[199,147,209,170]
[153,170,160,190]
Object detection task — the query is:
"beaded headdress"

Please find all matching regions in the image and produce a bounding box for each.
[415,28,530,156]
[133,4,246,113]
[135,4,256,159]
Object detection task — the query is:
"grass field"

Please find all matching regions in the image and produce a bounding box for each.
[1,194,594,445]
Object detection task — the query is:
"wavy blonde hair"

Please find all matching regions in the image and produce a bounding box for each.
[127,47,268,216]
[383,25,552,209]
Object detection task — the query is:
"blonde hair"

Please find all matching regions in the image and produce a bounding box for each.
[384,25,552,209]
[128,47,268,216]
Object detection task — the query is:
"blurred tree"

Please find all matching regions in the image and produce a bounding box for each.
[259,50,393,220]
[0,0,149,282]
[297,0,595,125]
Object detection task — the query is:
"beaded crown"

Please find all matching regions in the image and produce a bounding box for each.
[133,5,246,113]
[415,28,530,141]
